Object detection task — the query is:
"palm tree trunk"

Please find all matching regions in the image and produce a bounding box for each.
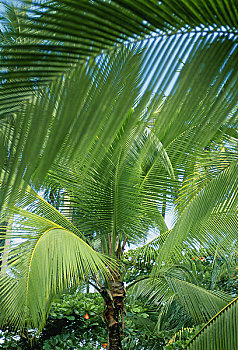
[101,280,126,350]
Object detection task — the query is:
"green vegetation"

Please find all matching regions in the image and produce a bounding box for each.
[0,0,237,349]
[1,254,236,349]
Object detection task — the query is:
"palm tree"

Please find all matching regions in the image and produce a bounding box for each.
[1,96,237,349]
[0,1,237,349]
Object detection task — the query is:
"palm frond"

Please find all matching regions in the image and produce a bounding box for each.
[186,297,238,350]
[127,228,170,265]
[0,1,237,212]
[166,276,233,323]
[131,270,234,326]
[1,0,237,89]
[130,276,173,305]
[0,45,148,209]
[152,159,238,269]
[0,192,113,332]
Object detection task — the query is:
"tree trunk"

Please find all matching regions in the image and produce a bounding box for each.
[101,280,126,350]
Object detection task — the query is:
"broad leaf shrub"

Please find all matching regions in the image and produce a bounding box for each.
[0,291,163,349]
[0,292,106,349]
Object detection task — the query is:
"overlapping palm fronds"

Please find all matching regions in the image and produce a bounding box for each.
[127,128,238,269]
[0,0,237,344]
[130,267,234,325]
[151,137,238,270]
[1,0,237,88]
[0,0,237,211]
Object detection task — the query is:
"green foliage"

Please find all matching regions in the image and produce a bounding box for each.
[0,291,166,349]
[0,1,237,349]
[186,297,238,350]
[0,250,237,349]
[186,253,238,295]
[43,292,106,349]
[0,292,106,349]
[122,249,156,283]
[125,250,237,348]
[164,326,204,350]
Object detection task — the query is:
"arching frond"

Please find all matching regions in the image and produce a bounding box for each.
[0,45,148,209]
[1,1,237,213]
[130,276,173,305]
[1,0,237,91]
[166,277,233,323]
[131,272,234,325]
[153,160,238,268]
[0,193,114,332]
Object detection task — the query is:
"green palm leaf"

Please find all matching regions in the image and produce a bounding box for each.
[0,2,237,341]
[1,0,237,87]
[0,191,113,332]
[0,45,149,209]
[153,159,238,269]
[167,276,233,323]
[186,297,238,350]
[131,271,233,324]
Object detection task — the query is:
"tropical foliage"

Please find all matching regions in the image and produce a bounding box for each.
[0,0,237,349]
[187,297,238,350]
[0,255,237,349]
